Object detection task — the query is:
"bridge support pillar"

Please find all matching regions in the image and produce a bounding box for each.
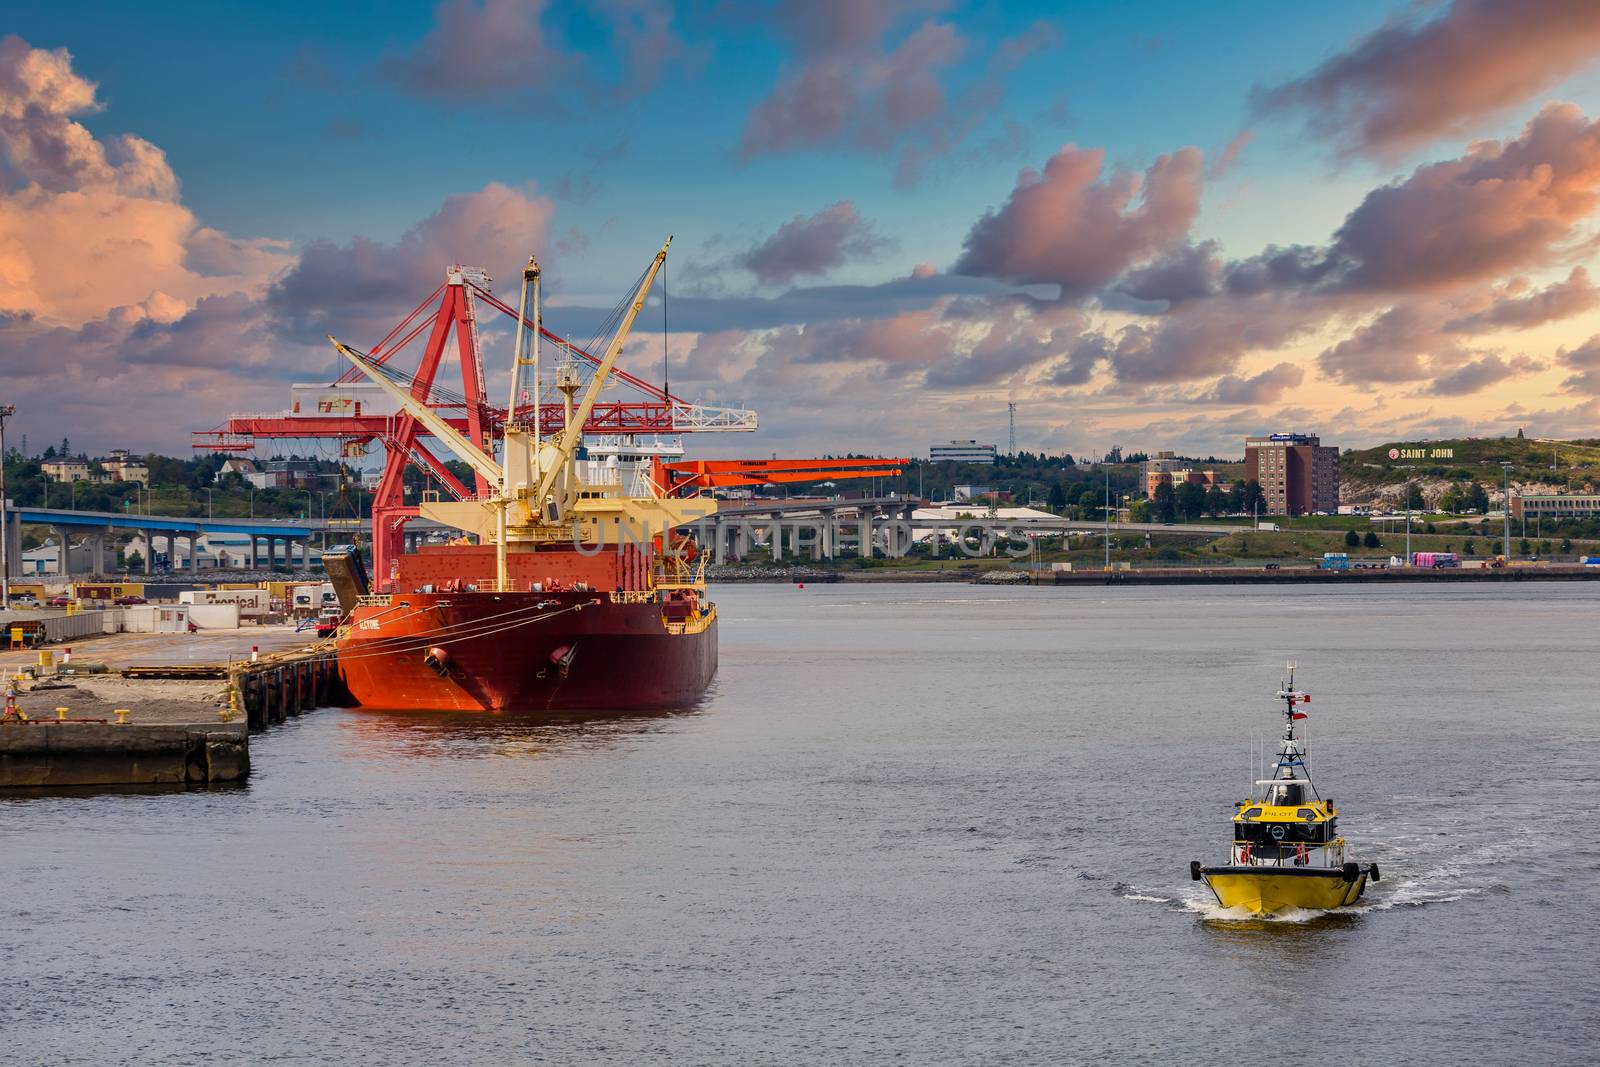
[3,511,18,579]
[91,533,106,576]
[713,521,728,565]
[51,525,73,575]
[819,510,835,560]
[247,536,257,569]
[768,515,783,562]
[860,511,874,559]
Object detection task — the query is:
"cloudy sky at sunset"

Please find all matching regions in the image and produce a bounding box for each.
[7,1,1600,460]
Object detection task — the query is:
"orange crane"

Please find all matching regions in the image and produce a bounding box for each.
[654,457,907,497]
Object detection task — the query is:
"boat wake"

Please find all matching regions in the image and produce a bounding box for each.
[1114,882,1341,923]
[1113,832,1507,922]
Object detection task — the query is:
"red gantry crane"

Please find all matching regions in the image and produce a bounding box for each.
[195,263,905,583]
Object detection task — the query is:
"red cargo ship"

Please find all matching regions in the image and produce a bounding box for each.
[335,546,717,711]
[329,238,721,713]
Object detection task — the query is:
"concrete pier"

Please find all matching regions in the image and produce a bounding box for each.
[0,722,247,787]
[1,626,343,789]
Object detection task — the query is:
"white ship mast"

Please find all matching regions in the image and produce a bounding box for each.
[329,237,716,588]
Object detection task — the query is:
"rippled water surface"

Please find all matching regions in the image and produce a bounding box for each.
[4,584,1598,1064]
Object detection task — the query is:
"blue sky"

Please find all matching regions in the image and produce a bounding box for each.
[7,1,1600,459]
[11,2,1396,277]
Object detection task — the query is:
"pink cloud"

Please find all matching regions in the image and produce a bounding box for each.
[1425,354,1546,396]
[1444,267,1599,332]
[1558,334,1600,393]
[0,36,291,327]
[1255,0,1600,160]
[739,201,890,286]
[1203,361,1305,405]
[955,144,1204,298]
[738,14,964,160]
[268,181,555,342]
[380,0,684,104]
[1328,104,1600,294]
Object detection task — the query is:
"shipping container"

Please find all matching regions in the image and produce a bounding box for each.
[179,589,269,616]
[70,582,144,601]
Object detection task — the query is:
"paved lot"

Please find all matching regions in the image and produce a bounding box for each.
[2,626,319,726]
[0,624,314,672]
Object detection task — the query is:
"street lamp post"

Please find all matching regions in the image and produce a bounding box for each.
[1501,462,1513,556]
[0,404,14,609]
[206,487,213,521]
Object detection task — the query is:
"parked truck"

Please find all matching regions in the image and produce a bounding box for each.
[290,582,337,619]
[1411,551,1460,569]
[1319,552,1351,571]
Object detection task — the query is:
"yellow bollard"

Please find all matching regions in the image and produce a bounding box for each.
[56,707,68,721]
[114,708,130,725]
[38,649,52,670]
[219,685,240,723]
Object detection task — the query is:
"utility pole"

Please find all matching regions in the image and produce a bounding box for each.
[0,404,13,609]
[1103,466,1111,571]
[1403,467,1413,566]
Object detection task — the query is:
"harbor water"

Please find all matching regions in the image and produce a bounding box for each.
[3,584,1597,1064]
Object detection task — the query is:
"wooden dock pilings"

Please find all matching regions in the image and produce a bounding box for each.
[2,646,348,789]
[231,651,346,731]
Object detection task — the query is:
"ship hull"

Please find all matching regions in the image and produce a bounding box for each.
[1200,866,1367,914]
[337,591,717,712]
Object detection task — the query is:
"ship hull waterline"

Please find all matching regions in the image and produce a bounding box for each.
[337,591,718,712]
[1200,866,1368,914]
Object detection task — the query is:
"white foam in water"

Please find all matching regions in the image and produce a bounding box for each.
[1184,899,1332,924]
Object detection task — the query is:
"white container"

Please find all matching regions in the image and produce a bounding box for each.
[187,604,240,630]
[121,605,157,632]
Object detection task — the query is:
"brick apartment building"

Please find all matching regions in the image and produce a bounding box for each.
[1244,433,1339,515]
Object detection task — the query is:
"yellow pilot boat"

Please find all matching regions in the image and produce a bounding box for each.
[1190,664,1380,914]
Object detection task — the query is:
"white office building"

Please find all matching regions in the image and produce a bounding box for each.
[930,440,998,463]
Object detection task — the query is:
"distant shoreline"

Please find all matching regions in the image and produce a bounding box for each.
[709,565,1600,586]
